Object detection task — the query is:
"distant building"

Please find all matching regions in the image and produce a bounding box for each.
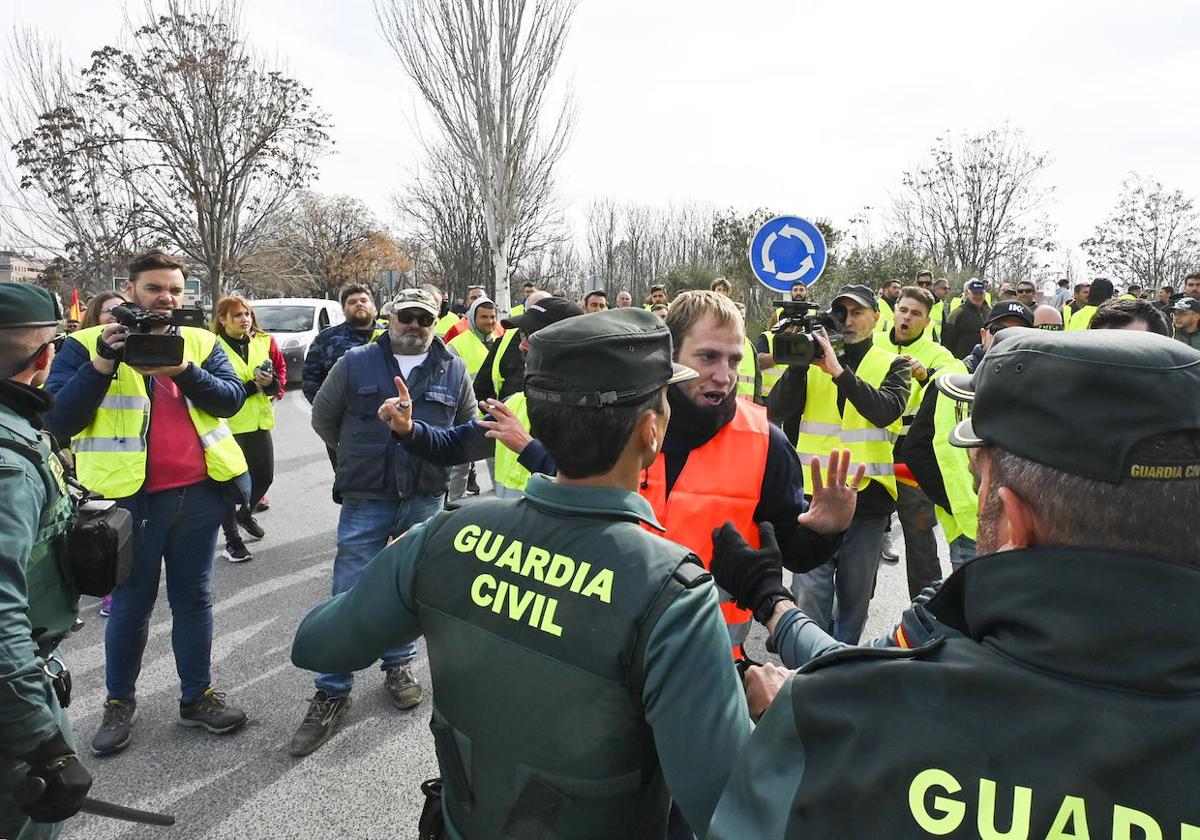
[0,250,47,284]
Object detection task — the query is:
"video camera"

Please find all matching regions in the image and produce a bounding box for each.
[770,300,845,367]
[107,304,204,368]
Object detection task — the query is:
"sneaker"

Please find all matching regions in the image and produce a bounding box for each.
[880,525,900,565]
[99,594,112,616]
[384,664,423,710]
[220,542,253,563]
[178,688,247,734]
[92,699,137,756]
[254,496,270,513]
[288,691,352,757]
[236,507,265,540]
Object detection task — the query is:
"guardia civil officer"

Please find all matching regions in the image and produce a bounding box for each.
[707,328,1200,838]
[291,309,752,839]
[0,286,92,840]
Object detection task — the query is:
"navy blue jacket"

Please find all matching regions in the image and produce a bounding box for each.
[45,327,246,442]
[401,418,556,476]
[302,321,381,404]
[311,334,475,499]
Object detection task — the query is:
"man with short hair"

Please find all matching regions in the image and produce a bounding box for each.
[443,287,487,343]
[1155,284,1176,313]
[1049,278,1072,311]
[446,296,502,500]
[1065,282,1091,320]
[0,286,94,838]
[770,285,911,643]
[1090,298,1170,335]
[302,284,383,404]
[509,281,536,318]
[1015,281,1037,308]
[875,279,902,332]
[1033,304,1063,330]
[940,279,990,358]
[648,284,669,307]
[1170,297,1200,349]
[706,329,1200,839]
[929,276,951,336]
[46,249,250,756]
[790,281,809,302]
[615,290,633,308]
[1184,272,1200,299]
[293,308,756,837]
[711,278,733,296]
[293,288,475,756]
[582,289,609,313]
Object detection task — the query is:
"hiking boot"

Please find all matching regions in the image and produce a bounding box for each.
[178,688,247,734]
[288,691,352,757]
[236,507,265,540]
[220,540,253,563]
[92,699,137,756]
[384,664,423,710]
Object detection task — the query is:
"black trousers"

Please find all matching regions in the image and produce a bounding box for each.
[222,429,274,544]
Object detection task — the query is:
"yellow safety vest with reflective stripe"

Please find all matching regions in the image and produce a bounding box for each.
[492,392,532,494]
[759,331,783,397]
[448,330,490,376]
[875,298,895,332]
[930,360,978,542]
[873,327,955,434]
[217,332,276,434]
[490,329,519,397]
[509,304,525,317]
[70,325,248,499]
[436,312,459,337]
[736,337,760,400]
[1067,304,1097,331]
[797,345,901,499]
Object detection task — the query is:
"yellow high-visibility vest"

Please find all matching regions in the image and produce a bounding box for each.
[217,332,276,434]
[930,360,978,542]
[873,327,956,432]
[492,392,533,494]
[1067,305,1097,331]
[435,312,460,337]
[736,337,760,401]
[797,345,902,499]
[875,297,895,333]
[69,325,248,499]
[448,330,491,376]
[759,331,783,398]
[490,329,520,397]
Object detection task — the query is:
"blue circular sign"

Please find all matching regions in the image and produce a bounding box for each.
[748,216,828,293]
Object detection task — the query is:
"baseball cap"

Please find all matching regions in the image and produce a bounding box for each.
[525,308,697,407]
[0,285,61,329]
[984,301,1034,328]
[385,288,439,318]
[966,279,987,293]
[1170,297,1200,315]
[501,297,583,334]
[935,329,1200,482]
[832,284,878,311]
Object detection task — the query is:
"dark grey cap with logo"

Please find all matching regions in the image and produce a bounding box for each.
[524,308,697,407]
[935,328,1200,483]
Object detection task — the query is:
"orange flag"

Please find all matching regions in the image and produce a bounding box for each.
[68,288,82,322]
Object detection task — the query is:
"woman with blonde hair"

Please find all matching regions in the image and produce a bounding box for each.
[212,296,286,562]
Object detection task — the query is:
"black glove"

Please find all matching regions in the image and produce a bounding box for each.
[710,521,793,624]
[16,729,92,823]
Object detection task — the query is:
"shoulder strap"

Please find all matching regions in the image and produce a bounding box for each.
[628,554,712,699]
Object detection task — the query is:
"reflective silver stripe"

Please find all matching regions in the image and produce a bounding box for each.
[73,437,145,453]
[797,454,895,477]
[797,421,842,436]
[100,395,151,411]
[198,424,232,450]
[736,375,756,384]
[840,428,899,444]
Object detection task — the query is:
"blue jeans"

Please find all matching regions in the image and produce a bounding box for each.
[791,513,889,644]
[107,481,226,704]
[949,535,978,572]
[315,493,443,696]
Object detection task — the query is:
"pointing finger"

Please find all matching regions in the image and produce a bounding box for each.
[394,376,410,402]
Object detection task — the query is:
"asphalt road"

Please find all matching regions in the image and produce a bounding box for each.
[59,387,947,840]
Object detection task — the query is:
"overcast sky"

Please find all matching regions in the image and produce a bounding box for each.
[8,0,1200,269]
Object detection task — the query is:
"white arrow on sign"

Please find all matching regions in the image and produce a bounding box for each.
[779,223,816,254]
[776,256,815,283]
[761,231,778,273]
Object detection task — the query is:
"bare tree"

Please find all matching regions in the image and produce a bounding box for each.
[891,126,1055,279]
[13,0,331,302]
[586,198,620,288]
[375,0,575,313]
[1081,174,1200,289]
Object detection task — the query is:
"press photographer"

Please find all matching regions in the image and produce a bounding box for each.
[45,249,251,759]
[768,284,910,643]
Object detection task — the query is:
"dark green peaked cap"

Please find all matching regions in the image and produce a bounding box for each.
[0,284,61,329]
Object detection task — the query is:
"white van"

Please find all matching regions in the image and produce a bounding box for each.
[251,298,344,384]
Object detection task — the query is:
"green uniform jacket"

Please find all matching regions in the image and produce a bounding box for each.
[709,548,1200,838]
[291,475,751,838]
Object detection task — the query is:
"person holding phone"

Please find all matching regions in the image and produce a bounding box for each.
[213,297,285,562]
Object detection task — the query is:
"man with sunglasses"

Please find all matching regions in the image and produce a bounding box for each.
[1016,281,1037,308]
[295,288,475,756]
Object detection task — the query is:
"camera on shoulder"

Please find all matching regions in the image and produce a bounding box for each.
[771,300,845,367]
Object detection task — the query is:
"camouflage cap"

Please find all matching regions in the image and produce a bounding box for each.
[384,288,439,318]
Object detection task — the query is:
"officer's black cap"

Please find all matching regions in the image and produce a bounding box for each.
[936,328,1200,483]
[525,308,697,407]
[0,285,62,329]
[501,297,583,334]
[984,300,1034,328]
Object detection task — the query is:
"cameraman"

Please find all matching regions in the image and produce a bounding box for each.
[768,285,910,643]
[45,250,250,758]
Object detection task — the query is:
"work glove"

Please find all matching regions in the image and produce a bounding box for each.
[710,521,793,624]
[16,729,92,823]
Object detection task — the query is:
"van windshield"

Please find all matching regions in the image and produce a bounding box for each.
[254,305,314,333]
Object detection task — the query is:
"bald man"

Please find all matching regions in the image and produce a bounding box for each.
[1033,305,1063,331]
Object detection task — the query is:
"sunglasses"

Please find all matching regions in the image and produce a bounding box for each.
[916,281,933,287]
[1017,288,1035,295]
[395,310,435,328]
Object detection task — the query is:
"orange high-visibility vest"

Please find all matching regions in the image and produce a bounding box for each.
[640,400,770,658]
